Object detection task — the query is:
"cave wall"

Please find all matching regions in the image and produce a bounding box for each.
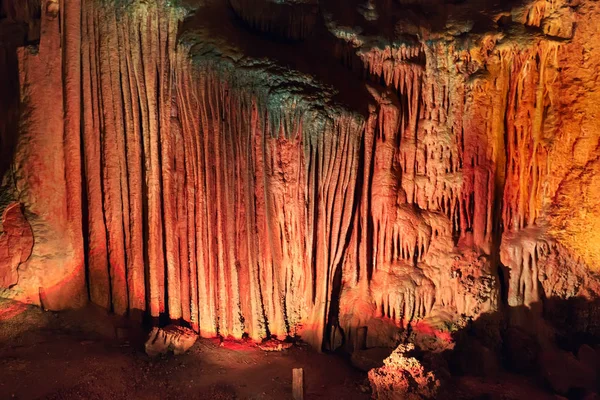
[1,0,599,350]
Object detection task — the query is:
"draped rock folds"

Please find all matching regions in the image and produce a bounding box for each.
[0,0,599,352]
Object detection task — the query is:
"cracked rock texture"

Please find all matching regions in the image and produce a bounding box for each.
[0,0,600,376]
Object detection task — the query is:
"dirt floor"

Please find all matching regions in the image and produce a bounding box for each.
[0,299,560,400]
[0,299,370,400]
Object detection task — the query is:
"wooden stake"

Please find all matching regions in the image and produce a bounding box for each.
[292,368,304,400]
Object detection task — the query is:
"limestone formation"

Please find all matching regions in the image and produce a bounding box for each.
[0,2,599,390]
[0,203,33,289]
[145,325,198,356]
[368,343,440,400]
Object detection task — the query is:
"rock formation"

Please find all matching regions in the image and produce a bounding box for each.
[368,343,440,400]
[145,325,198,356]
[1,0,599,383]
[0,203,33,289]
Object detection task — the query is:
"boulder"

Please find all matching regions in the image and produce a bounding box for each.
[368,343,439,400]
[145,325,198,357]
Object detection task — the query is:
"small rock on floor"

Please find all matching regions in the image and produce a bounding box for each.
[145,325,198,357]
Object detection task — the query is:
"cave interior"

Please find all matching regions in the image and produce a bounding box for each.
[1,0,600,398]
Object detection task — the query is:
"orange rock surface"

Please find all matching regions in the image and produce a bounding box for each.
[0,0,599,357]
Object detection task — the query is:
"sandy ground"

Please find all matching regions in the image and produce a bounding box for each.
[0,299,561,400]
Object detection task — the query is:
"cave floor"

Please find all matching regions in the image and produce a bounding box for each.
[0,299,556,400]
[0,299,370,400]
